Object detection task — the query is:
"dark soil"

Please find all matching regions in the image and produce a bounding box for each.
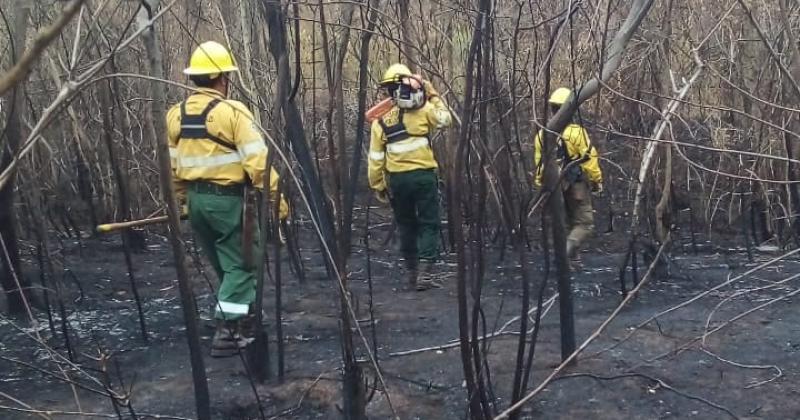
[2,207,800,419]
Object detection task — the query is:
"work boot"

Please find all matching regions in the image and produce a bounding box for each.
[404,258,419,290]
[416,260,442,291]
[569,256,583,272]
[210,320,248,358]
[237,313,258,343]
[566,239,578,259]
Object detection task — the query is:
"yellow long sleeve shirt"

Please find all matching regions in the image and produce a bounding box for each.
[533,123,602,187]
[368,96,452,191]
[167,88,281,200]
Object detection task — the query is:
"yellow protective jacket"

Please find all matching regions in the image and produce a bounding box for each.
[167,88,285,211]
[533,123,602,187]
[368,96,452,191]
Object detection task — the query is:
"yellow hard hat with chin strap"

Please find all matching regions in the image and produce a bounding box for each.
[380,63,426,109]
[381,63,413,85]
[184,41,239,78]
[548,87,572,105]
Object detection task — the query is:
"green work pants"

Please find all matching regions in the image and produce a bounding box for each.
[388,169,441,262]
[188,190,257,320]
[564,180,594,253]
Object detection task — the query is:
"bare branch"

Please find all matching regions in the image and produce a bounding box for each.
[0,0,85,97]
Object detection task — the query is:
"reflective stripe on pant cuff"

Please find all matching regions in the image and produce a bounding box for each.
[216,301,250,316]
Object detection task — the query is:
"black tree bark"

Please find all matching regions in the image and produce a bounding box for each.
[260,1,365,417]
[0,0,35,315]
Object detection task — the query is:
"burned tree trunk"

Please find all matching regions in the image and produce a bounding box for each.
[342,0,380,255]
[398,0,417,65]
[654,143,673,243]
[0,0,35,315]
[778,0,800,240]
[137,2,210,419]
[624,57,703,293]
[260,1,366,418]
[454,1,493,418]
[654,2,674,245]
[99,76,147,341]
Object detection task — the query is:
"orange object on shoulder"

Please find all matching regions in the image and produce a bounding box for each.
[365,98,394,123]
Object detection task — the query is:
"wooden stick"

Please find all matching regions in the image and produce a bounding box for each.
[95,214,187,233]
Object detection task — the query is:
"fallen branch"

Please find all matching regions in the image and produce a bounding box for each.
[0,405,192,420]
[556,372,739,419]
[266,370,330,420]
[494,235,670,419]
[588,247,800,360]
[0,393,51,420]
[699,349,783,390]
[642,286,800,366]
[388,294,557,357]
[703,272,800,345]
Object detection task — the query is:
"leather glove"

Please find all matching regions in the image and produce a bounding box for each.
[422,79,439,98]
[374,189,390,204]
[180,204,189,217]
[278,195,290,220]
[405,75,423,90]
[591,182,603,194]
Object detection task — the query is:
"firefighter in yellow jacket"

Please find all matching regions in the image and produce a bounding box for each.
[168,41,287,357]
[534,87,603,260]
[368,64,452,290]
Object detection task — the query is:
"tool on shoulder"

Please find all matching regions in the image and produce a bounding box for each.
[365,98,394,123]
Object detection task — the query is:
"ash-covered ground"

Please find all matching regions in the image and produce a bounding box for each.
[1,211,799,419]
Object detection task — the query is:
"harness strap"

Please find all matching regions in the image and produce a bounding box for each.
[179,99,237,151]
[378,109,409,144]
[557,129,595,165]
[378,108,432,147]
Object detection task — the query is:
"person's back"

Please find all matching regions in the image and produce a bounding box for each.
[533,122,601,187]
[168,41,286,357]
[368,97,450,180]
[533,88,603,261]
[167,89,279,192]
[367,63,451,290]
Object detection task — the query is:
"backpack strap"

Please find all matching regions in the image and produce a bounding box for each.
[179,99,237,151]
[379,109,415,144]
[561,127,595,164]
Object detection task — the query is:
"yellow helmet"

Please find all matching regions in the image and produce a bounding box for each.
[183,41,239,76]
[548,87,572,105]
[381,63,412,85]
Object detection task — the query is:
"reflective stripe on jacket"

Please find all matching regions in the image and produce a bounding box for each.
[368,96,452,191]
[166,88,281,201]
[533,123,602,187]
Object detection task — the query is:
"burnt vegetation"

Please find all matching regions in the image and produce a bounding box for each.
[1,0,800,419]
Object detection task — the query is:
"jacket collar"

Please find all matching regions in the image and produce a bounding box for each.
[191,87,226,100]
